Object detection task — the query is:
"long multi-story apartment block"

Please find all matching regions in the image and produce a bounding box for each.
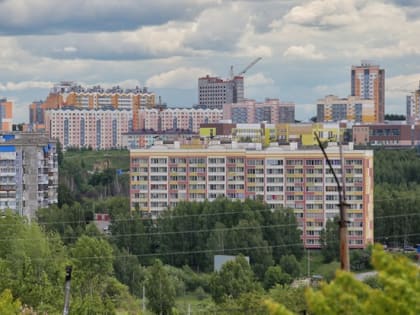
[122,129,197,149]
[198,75,244,109]
[46,108,132,150]
[30,82,157,131]
[138,108,223,133]
[0,132,58,219]
[130,141,374,249]
[353,122,420,147]
[317,95,375,123]
[406,81,420,123]
[351,61,385,123]
[0,98,13,132]
[223,99,295,124]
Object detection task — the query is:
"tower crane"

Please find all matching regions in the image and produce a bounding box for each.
[230,57,262,79]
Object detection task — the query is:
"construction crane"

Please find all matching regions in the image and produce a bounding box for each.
[230,57,262,79]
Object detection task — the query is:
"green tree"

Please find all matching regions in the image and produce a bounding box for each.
[0,289,21,315]
[210,255,258,304]
[263,266,292,290]
[305,244,420,315]
[268,285,307,314]
[319,217,340,263]
[279,254,300,278]
[145,259,176,315]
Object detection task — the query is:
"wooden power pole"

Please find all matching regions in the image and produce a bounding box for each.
[314,132,350,271]
[63,265,72,315]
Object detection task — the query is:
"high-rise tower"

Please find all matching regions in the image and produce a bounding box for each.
[351,61,385,123]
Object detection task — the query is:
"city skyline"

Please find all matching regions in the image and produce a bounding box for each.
[0,0,419,122]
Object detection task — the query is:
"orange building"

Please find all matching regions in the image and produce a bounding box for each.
[0,98,13,131]
[351,61,385,123]
[29,82,157,131]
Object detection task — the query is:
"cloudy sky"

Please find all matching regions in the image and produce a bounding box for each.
[1,0,420,122]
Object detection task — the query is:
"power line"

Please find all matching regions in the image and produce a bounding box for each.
[2,211,420,243]
[0,221,300,243]
[1,232,419,264]
[2,193,420,228]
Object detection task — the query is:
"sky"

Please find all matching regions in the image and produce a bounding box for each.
[1,0,420,123]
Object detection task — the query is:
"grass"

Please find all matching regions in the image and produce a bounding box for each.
[300,250,340,281]
[64,149,130,171]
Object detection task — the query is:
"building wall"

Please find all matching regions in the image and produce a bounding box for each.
[46,108,132,149]
[223,99,295,124]
[317,95,375,123]
[0,99,13,132]
[30,82,156,131]
[198,76,244,109]
[138,108,223,133]
[130,144,374,249]
[352,123,420,146]
[351,62,385,123]
[406,87,420,123]
[0,133,58,220]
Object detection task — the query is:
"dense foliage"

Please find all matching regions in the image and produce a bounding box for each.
[2,147,419,313]
[374,149,420,247]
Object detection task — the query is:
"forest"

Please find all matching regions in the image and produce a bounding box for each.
[0,147,419,314]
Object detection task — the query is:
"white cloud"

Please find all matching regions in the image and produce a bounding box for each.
[283,44,325,60]
[0,80,54,91]
[245,73,274,86]
[284,0,360,27]
[63,46,78,53]
[146,67,213,89]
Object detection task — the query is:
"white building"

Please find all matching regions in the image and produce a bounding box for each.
[138,108,223,133]
[46,108,133,150]
[0,133,58,220]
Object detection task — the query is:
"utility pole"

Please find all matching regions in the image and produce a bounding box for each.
[142,285,146,313]
[63,265,72,315]
[314,132,350,271]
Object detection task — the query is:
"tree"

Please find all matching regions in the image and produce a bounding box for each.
[210,255,258,304]
[0,290,21,315]
[263,266,292,290]
[279,254,300,278]
[319,217,340,263]
[145,259,176,315]
[268,285,307,314]
[305,244,420,315]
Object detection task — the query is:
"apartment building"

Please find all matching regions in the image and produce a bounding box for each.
[130,142,374,249]
[198,75,244,109]
[406,82,420,123]
[46,108,132,150]
[0,132,58,219]
[353,123,420,147]
[223,99,295,124]
[0,98,13,132]
[317,95,375,123]
[30,82,157,131]
[122,129,197,149]
[351,61,385,123]
[138,108,223,133]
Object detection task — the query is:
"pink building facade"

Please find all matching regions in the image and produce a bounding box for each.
[138,108,223,132]
[223,99,295,124]
[130,142,374,249]
[46,108,132,149]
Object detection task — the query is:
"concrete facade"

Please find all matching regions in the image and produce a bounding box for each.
[130,141,374,249]
[0,132,58,220]
[0,98,13,132]
[223,99,295,124]
[138,108,223,133]
[46,108,132,150]
[317,95,375,123]
[351,61,385,123]
[198,75,244,109]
